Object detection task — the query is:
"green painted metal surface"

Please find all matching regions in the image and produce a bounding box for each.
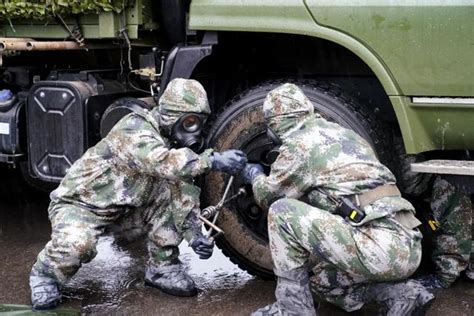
[391,96,474,153]
[305,0,474,97]
[99,12,119,38]
[189,0,474,153]
[190,0,474,98]
[189,0,400,95]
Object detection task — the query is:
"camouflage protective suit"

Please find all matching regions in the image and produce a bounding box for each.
[428,176,473,287]
[401,163,473,288]
[251,83,424,312]
[31,79,213,286]
[467,252,474,280]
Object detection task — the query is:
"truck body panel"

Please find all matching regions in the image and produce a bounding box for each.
[189,0,474,153]
[305,0,474,97]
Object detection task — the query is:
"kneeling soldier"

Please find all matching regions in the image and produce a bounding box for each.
[30,79,247,310]
[242,83,434,315]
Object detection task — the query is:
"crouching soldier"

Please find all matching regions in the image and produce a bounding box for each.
[417,176,473,289]
[29,78,247,310]
[241,83,434,315]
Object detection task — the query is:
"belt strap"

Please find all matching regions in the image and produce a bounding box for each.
[357,184,421,229]
[356,184,401,208]
[393,210,422,230]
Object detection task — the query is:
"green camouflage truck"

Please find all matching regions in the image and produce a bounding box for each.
[0,0,473,277]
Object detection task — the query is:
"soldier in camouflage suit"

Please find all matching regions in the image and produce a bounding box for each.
[29,78,247,310]
[467,251,474,280]
[241,83,434,315]
[416,176,473,289]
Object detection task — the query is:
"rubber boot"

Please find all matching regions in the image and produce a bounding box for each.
[466,261,474,281]
[252,267,317,316]
[417,274,448,290]
[466,269,474,281]
[366,279,435,316]
[29,268,61,310]
[145,263,197,297]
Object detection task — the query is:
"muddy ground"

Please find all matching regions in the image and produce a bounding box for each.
[0,192,473,315]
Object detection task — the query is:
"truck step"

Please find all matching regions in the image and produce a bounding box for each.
[410,160,474,176]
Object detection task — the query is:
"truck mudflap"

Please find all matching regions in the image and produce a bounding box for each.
[159,32,218,94]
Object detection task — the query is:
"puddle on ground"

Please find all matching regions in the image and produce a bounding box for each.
[61,235,255,314]
[0,194,270,315]
[0,192,472,315]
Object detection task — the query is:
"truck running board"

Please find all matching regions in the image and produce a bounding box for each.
[411,160,474,176]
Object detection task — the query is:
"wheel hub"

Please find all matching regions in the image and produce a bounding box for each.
[231,129,275,240]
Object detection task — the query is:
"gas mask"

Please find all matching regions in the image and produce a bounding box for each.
[265,126,282,165]
[266,126,282,147]
[170,113,208,152]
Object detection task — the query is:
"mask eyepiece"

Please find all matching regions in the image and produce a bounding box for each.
[181,114,202,132]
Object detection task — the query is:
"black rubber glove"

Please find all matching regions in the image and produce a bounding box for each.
[241,163,264,184]
[190,236,214,259]
[211,149,248,175]
[416,274,449,290]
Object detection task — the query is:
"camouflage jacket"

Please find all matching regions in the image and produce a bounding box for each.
[50,107,213,215]
[252,115,415,226]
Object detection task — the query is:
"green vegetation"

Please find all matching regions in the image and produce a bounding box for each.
[0,0,125,20]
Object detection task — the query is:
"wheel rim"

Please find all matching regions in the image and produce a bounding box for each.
[232,129,274,241]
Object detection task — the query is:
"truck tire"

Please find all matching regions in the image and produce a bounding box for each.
[204,80,392,278]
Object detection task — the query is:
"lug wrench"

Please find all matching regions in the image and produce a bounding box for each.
[199,176,246,241]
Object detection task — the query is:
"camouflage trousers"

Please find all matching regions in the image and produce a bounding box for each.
[430,176,473,287]
[32,181,201,285]
[468,251,474,280]
[268,198,422,312]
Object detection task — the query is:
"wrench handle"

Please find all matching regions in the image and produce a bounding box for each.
[199,215,224,237]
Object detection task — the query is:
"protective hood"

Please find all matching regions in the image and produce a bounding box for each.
[263,83,315,138]
[153,78,211,135]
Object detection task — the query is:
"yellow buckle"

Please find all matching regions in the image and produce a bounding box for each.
[428,219,440,231]
[349,210,358,220]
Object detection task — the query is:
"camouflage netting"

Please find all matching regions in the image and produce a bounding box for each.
[0,1,127,20]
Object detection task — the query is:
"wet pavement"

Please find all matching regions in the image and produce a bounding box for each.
[0,191,473,315]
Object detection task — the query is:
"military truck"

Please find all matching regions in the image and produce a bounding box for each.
[1,1,473,277]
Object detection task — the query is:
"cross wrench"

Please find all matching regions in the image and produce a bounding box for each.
[198,176,246,240]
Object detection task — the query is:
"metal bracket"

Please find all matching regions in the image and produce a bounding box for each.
[0,153,24,164]
[159,31,218,94]
[411,160,474,176]
[411,159,474,194]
